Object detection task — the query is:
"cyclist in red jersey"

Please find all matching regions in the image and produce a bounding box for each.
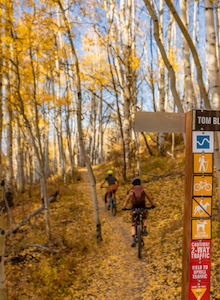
[123,178,155,247]
[101,170,119,210]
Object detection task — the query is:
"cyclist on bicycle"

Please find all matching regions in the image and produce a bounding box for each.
[100,170,119,210]
[122,177,155,247]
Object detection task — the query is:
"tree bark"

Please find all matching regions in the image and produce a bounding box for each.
[204,0,220,215]
[56,0,102,241]
[143,0,184,112]
[158,0,165,150]
[180,0,195,111]
[162,0,211,109]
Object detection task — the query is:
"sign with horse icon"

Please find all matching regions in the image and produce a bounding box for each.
[192,197,212,218]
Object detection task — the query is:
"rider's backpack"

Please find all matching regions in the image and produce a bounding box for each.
[131,186,145,205]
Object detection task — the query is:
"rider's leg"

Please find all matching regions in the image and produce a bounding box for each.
[131,211,137,246]
[131,226,136,247]
[143,212,148,236]
[107,190,111,209]
[131,225,136,236]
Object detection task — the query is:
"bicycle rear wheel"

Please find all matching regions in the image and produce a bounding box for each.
[111,198,117,216]
[137,224,141,258]
[104,193,108,209]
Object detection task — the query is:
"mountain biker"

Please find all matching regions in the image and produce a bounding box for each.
[122,178,155,247]
[100,170,119,210]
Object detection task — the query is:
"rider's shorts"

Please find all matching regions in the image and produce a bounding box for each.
[107,184,118,198]
[131,207,148,226]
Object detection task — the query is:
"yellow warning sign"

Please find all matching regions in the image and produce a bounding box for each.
[192,197,212,218]
[192,219,211,240]
[192,288,207,300]
[193,153,213,174]
[193,176,213,197]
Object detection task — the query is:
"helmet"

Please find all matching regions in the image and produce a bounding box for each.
[131,177,141,185]
[107,170,113,175]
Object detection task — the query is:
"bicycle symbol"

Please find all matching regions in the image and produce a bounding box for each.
[194,180,212,192]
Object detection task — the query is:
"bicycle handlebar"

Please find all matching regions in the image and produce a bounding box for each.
[122,206,155,211]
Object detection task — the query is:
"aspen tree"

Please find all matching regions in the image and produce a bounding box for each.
[107,46,127,180]
[4,0,13,203]
[98,87,103,164]
[215,0,220,68]
[204,0,220,214]
[180,0,195,110]
[162,0,211,109]
[17,117,24,193]
[143,0,184,112]
[0,9,6,296]
[56,0,102,241]
[158,0,165,150]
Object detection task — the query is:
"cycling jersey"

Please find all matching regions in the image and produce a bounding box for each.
[105,175,117,186]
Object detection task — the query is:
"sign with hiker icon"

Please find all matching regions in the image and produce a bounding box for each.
[193,154,213,174]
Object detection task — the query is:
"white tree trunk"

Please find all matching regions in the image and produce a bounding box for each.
[163,0,211,109]
[215,0,220,69]
[158,0,165,150]
[143,0,184,112]
[57,0,102,241]
[204,0,220,214]
[53,122,57,175]
[98,88,103,164]
[0,25,6,297]
[0,213,6,299]
[204,0,220,109]
[17,119,24,193]
[180,0,195,111]
[6,103,13,196]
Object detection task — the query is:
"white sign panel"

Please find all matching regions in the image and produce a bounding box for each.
[193,131,214,153]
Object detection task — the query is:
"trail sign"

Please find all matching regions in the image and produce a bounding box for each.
[134,109,218,300]
[190,240,211,262]
[193,176,213,197]
[193,154,213,174]
[192,132,214,153]
[192,198,212,218]
[192,109,220,131]
[190,262,211,283]
[134,111,186,133]
[192,219,211,240]
[189,283,210,300]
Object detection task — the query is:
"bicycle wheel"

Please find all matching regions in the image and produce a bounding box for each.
[137,224,141,258]
[111,198,117,216]
[205,183,212,191]
[104,193,108,209]
[194,183,201,191]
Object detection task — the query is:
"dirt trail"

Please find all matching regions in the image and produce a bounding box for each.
[78,170,151,300]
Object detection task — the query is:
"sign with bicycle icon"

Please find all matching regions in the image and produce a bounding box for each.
[193,176,212,197]
[134,109,219,300]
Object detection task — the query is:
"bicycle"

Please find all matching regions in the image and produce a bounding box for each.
[194,180,212,192]
[122,206,154,258]
[103,190,117,216]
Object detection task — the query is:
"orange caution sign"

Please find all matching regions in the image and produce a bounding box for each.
[192,288,207,300]
[192,219,211,240]
[192,197,212,218]
[193,154,213,174]
[193,176,213,197]
[189,283,210,300]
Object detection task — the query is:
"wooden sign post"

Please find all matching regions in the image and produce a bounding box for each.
[134,109,220,300]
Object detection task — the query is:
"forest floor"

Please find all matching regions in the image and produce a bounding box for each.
[5,140,220,299]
